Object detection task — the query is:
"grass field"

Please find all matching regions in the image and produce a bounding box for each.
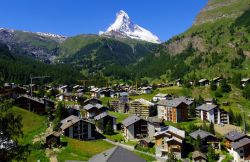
[57,137,114,161]
[13,107,49,162]
[108,110,129,123]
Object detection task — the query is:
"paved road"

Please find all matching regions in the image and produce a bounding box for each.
[103,139,166,162]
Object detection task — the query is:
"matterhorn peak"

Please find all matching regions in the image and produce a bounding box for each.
[100,10,161,44]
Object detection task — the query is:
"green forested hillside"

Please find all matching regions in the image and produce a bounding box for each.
[0,43,81,84]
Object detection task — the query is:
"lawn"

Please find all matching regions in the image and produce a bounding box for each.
[134,151,156,162]
[108,110,129,123]
[57,137,114,161]
[104,132,124,142]
[12,107,49,162]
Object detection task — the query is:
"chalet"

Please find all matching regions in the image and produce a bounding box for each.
[152,93,172,102]
[56,93,76,102]
[15,95,54,114]
[139,86,152,94]
[94,112,117,133]
[121,115,148,140]
[58,85,68,93]
[76,88,84,97]
[90,88,101,98]
[45,131,61,148]
[83,103,107,119]
[224,131,246,149]
[147,117,164,138]
[89,146,146,162]
[58,115,95,140]
[212,77,223,85]
[225,131,250,162]
[157,99,188,123]
[66,105,81,117]
[198,79,210,86]
[175,79,182,87]
[196,104,229,124]
[99,88,115,98]
[204,98,215,105]
[154,126,185,159]
[111,93,129,113]
[192,151,207,162]
[84,98,102,105]
[175,96,194,109]
[0,84,27,99]
[190,129,220,150]
[128,99,156,118]
[241,78,250,87]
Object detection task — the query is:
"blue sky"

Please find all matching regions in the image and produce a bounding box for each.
[0,0,208,41]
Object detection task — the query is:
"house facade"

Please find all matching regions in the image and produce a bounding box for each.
[94,112,117,133]
[122,116,148,140]
[196,104,229,124]
[128,99,156,118]
[157,99,188,123]
[59,115,95,140]
[154,126,185,159]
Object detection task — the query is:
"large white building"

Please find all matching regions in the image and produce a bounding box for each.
[196,104,229,124]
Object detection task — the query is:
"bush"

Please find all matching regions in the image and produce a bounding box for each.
[243,84,250,100]
[214,91,223,98]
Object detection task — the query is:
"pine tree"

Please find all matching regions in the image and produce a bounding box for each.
[195,135,203,152]
[220,79,231,93]
[104,120,114,135]
[228,108,235,124]
[210,81,217,91]
[0,100,29,161]
[207,145,219,162]
[166,150,178,162]
[209,122,215,134]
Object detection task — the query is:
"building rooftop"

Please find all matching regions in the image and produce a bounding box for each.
[122,115,142,127]
[231,137,250,150]
[83,103,104,110]
[157,99,185,107]
[225,131,246,142]
[196,104,217,111]
[190,129,215,140]
[94,112,116,121]
[89,146,146,162]
[134,98,154,106]
[154,126,185,139]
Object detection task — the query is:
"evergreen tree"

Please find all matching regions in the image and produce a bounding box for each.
[104,120,114,135]
[210,81,217,91]
[189,104,196,118]
[243,84,250,100]
[207,145,219,162]
[166,150,178,162]
[196,95,204,106]
[209,122,215,134]
[195,135,203,152]
[202,121,208,132]
[220,79,231,93]
[228,108,235,124]
[0,100,29,161]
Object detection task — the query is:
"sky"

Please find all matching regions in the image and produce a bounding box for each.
[0,0,208,41]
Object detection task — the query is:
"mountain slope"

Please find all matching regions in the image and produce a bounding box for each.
[0,28,64,62]
[59,35,159,74]
[130,0,250,82]
[100,10,161,44]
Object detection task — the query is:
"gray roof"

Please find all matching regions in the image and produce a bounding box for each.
[231,137,250,149]
[225,131,246,141]
[60,115,81,130]
[83,103,103,110]
[192,151,207,159]
[196,104,217,111]
[94,112,116,121]
[122,115,142,127]
[89,146,146,162]
[190,129,215,140]
[154,126,185,139]
[157,99,184,107]
[147,117,163,123]
[175,96,194,105]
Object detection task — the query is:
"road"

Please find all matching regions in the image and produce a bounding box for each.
[103,139,167,162]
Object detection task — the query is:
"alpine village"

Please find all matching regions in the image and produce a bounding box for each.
[1,0,250,162]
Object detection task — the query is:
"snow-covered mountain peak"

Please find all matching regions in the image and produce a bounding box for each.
[100,10,161,44]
